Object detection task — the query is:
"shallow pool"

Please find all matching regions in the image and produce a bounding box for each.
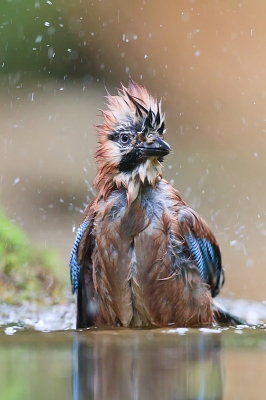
[1,326,266,400]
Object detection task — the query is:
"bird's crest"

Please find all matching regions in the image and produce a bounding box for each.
[98,79,165,140]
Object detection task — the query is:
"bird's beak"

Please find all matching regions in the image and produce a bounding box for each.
[138,136,172,157]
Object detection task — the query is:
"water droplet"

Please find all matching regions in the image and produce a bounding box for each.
[181,12,190,22]
[4,327,16,335]
[47,47,54,59]
[35,35,42,43]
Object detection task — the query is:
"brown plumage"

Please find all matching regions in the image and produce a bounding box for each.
[70,80,244,328]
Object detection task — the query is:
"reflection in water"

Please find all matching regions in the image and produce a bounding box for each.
[2,328,266,399]
[72,330,223,400]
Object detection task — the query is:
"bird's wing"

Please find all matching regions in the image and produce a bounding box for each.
[69,216,94,294]
[69,198,97,295]
[178,206,224,297]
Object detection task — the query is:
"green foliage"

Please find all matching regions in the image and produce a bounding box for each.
[0,0,88,77]
[0,209,65,305]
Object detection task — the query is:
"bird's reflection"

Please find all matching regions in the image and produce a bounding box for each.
[72,330,224,400]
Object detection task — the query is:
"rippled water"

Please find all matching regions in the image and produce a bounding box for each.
[1,327,266,400]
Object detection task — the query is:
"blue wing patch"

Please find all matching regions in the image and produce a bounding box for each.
[69,218,91,294]
[184,233,223,297]
[184,233,205,280]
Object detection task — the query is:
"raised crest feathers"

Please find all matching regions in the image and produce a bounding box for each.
[98,79,165,137]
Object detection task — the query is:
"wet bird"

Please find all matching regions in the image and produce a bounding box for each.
[70,79,244,329]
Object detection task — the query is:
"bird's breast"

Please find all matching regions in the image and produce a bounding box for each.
[93,186,181,326]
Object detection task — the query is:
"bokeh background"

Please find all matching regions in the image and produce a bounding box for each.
[1,0,266,301]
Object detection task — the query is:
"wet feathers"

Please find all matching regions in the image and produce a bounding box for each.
[69,79,225,328]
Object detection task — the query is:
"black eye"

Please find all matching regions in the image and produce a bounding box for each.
[120,134,130,145]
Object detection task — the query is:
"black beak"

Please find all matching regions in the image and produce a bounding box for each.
[138,137,172,158]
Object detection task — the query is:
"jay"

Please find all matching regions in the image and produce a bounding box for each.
[70,80,243,328]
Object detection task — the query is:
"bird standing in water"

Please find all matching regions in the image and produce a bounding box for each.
[70,80,241,329]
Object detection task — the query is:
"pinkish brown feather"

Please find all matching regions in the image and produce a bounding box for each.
[75,80,220,328]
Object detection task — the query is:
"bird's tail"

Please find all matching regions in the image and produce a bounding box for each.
[212,301,247,326]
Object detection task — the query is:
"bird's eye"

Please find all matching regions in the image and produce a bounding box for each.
[120,134,130,145]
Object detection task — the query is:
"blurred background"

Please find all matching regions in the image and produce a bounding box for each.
[1,0,266,301]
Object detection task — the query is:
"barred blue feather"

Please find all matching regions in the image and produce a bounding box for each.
[69,218,91,294]
[184,234,204,280]
[184,233,223,297]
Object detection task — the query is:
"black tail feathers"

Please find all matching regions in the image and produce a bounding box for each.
[212,301,248,326]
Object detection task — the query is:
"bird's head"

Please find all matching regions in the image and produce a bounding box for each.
[95,79,171,203]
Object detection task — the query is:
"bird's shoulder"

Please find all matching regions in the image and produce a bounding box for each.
[155,179,217,242]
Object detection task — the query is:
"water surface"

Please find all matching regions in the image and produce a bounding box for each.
[1,327,266,400]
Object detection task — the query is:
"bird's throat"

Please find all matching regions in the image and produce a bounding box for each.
[114,157,163,205]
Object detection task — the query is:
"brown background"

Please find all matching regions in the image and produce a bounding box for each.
[1,0,266,300]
